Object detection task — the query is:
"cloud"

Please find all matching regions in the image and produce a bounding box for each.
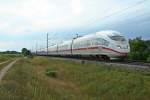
[0,0,131,35]
[70,0,83,15]
[0,0,83,35]
[0,40,35,51]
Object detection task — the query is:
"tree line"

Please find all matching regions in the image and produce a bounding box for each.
[0,51,20,54]
[128,37,150,61]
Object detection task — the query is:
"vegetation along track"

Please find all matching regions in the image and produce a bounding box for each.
[50,57,150,69]
[0,59,19,82]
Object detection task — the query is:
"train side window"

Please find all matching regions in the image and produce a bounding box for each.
[75,44,78,49]
[87,40,91,47]
[90,39,94,46]
[80,42,82,48]
[78,42,81,48]
[96,38,109,46]
[76,43,80,49]
[81,42,84,48]
[90,40,93,46]
[77,43,79,48]
[102,39,109,46]
[82,41,86,48]
[74,42,80,49]
[92,39,97,46]
[73,43,76,49]
[97,38,102,45]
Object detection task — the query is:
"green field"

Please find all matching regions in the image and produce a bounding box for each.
[0,54,21,62]
[0,56,150,100]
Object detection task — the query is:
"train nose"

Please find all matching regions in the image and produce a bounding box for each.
[116,44,130,53]
[116,45,129,49]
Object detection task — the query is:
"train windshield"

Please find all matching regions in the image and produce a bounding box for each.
[109,35,126,41]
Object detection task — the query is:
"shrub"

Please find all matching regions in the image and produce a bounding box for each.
[147,55,150,62]
[128,52,139,60]
[128,37,150,61]
[128,52,149,60]
[21,48,32,57]
[45,68,57,78]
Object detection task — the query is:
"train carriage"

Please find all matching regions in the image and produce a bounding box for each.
[38,30,130,60]
[57,41,71,55]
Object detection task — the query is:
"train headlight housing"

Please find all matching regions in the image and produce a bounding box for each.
[117,45,121,49]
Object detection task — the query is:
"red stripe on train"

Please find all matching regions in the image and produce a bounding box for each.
[59,46,128,55]
[101,47,128,55]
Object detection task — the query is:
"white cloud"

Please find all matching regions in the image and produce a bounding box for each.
[0,40,35,51]
[70,0,83,15]
[0,0,81,35]
[0,0,128,35]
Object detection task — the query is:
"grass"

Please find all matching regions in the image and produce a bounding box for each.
[0,56,150,100]
[0,61,12,71]
[45,68,58,78]
[0,54,21,62]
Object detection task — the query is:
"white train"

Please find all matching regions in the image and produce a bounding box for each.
[37,30,130,60]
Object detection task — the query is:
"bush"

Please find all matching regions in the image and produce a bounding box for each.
[128,37,150,61]
[128,52,139,60]
[147,55,150,62]
[21,48,32,57]
[128,52,149,60]
[45,68,57,78]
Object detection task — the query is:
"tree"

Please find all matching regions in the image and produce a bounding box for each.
[128,37,150,60]
[21,48,32,57]
[22,48,28,56]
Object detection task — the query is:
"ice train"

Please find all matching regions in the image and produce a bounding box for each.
[37,30,130,60]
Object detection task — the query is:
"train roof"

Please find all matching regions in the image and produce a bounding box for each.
[96,30,122,36]
[49,30,123,47]
[73,30,123,41]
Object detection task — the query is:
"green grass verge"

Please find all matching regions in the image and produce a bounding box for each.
[0,54,21,62]
[0,61,12,71]
[0,56,150,100]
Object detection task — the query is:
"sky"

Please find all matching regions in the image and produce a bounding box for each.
[0,0,150,51]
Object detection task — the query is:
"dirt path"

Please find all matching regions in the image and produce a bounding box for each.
[0,61,9,65]
[0,59,19,82]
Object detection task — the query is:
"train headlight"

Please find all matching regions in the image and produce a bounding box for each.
[117,45,121,49]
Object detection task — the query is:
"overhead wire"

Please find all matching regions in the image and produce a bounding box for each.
[83,0,149,28]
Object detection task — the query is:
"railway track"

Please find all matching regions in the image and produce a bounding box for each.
[115,60,150,67]
[49,56,150,69]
